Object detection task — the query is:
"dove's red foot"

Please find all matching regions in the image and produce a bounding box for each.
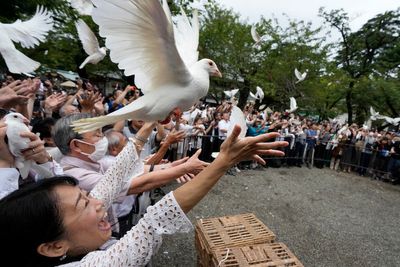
[158,108,182,125]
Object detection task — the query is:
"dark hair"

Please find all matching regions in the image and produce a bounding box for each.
[0,176,78,267]
[32,117,56,140]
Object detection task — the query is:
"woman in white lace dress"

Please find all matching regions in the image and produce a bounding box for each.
[0,125,287,267]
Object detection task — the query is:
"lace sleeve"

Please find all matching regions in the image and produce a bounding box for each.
[78,192,193,267]
[90,140,141,208]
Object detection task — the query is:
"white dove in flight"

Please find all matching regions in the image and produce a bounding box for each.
[224,89,239,99]
[251,25,270,48]
[381,116,400,126]
[69,0,94,16]
[4,113,32,179]
[249,86,264,102]
[0,6,53,74]
[294,68,307,83]
[285,97,298,113]
[369,107,384,121]
[72,0,221,133]
[75,19,107,69]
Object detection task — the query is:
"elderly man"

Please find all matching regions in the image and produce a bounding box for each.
[53,113,208,235]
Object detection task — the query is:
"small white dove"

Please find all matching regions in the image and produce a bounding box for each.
[294,68,307,84]
[285,97,298,113]
[251,25,270,48]
[4,113,32,179]
[224,89,239,99]
[249,86,264,102]
[72,0,221,133]
[0,6,53,74]
[69,0,94,16]
[75,19,107,69]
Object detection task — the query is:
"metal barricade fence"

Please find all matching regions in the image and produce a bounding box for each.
[169,134,400,182]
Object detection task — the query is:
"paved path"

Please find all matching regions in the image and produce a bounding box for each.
[153,167,400,267]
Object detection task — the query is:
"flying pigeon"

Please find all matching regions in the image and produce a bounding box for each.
[381,116,400,126]
[212,105,248,159]
[249,86,264,102]
[4,113,32,179]
[75,19,107,69]
[294,68,307,83]
[369,107,383,121]
[71,0,221,133]
[0,6,53,74]
[285,97,298,113]
[251,25,270,48]
[69,0,94,16]
[224,89,239,99]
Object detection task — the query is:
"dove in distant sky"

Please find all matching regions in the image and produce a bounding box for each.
[72,0,221,133]
[294,68,307,83]
[251,25,270,48]
[285,97,298,113]
[0,6,53,74]
[249,86,264,102]
[4,113,32,179]
[224,89,239,99]
[69,0,94,16]
[75,19,107,69]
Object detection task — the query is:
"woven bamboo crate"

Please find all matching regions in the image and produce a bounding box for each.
[195,213,276,267]
[213,242,304,267]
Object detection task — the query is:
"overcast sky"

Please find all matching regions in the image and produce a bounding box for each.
[214,0,399,41]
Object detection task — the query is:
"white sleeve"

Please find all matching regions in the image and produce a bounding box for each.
[79,192,192,267]
[0,168,20,199]
[90,140,141,209]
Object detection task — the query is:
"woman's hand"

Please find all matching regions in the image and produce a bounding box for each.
[183,149,209,174]
[0,122,14,168]
[20,132,49,164]
[217,125,288,168]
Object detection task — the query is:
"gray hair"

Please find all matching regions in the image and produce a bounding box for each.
[53,113,92,155]
[104,129,123,152]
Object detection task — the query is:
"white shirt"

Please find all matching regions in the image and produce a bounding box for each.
[218,119,231,140]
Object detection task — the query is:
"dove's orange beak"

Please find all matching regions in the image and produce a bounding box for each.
[212,68,222,78]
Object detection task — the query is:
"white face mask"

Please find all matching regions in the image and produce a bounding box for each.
[75,137,109,162]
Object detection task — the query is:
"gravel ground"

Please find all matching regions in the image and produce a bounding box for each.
[152,166,400,267]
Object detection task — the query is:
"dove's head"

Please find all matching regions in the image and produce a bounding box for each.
[100,47,108,55]
[199,59,222,78]
[4,113,30,126]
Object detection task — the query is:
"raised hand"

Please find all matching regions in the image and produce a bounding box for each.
[218,125,288,167]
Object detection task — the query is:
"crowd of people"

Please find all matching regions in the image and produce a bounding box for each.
[0,72,398,266]
[0,73,287,266]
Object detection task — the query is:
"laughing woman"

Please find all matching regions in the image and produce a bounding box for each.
[0,125,287,267]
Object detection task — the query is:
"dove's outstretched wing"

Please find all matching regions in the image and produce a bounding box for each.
[294,68,302,80]
[289,97,297,112]
[228,106,248,139]
[69,0,93,16]
[2,6,53,49]
[75,19,101,57]
[251,25,260,43]
[173,7,199,68]
[91,0,192,94]
[256,86,264,101]
[0,6,53,74]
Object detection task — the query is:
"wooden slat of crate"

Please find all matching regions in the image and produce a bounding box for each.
[195,213,276,267]
[197,213,275,251]
[213,242,304,267]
